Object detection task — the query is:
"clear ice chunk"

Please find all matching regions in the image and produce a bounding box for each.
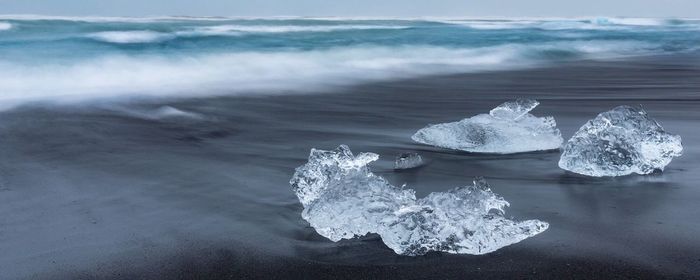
[290,145,549,256]
[412,99,563,154]
[394,152,423,169]
[489,98,540,120]
[559,105,683,177]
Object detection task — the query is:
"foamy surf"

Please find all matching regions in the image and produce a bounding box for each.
[441,17,699,30]
[0,22,12,30]
[0,40,662,106]
[88,31,175,43]
[0,17,697,108]
[187,24,409,35]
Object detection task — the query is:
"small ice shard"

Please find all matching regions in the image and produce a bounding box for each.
[559,105,682,177]
[290,145,548,256]
[489,98,540,120]
[412,99,563,154]
[394,152,423,169]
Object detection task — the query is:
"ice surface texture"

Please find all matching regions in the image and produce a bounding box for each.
[488,98,540,120]
[559,105,682,177]
[412,99,563,154]
[290,145,548,256]
[394,152,423,169]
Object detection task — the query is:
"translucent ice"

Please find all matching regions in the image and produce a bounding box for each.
[559,105,683,177]
[290,145,548,256]
[412,99,563,154]
[489,98,540,120]
[394,152,423,169]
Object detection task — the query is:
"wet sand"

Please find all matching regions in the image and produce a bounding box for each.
[0,54,699,279]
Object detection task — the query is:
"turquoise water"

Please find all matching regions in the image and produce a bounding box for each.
[0,16,698,104]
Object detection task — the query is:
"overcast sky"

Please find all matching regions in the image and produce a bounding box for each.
[0,0,697,18]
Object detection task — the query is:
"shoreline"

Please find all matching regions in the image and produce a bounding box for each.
[1,55,699,279]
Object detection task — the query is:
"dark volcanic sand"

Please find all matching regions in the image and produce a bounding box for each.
[0,55,699,279]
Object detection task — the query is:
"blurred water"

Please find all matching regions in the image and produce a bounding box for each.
[0,54,698,279]
[0,16,699,106]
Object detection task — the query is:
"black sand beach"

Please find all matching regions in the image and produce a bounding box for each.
[1,54,699,279]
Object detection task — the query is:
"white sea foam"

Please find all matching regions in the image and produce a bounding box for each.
[0,22,12,31]
[444,20,538,30]
[0,14,236,23]
[0,40,660,106]
[184,24,408,36]
[444,17,693,30]
[84,25,408,42]
[593,17,666,26]
[88,31,175,43]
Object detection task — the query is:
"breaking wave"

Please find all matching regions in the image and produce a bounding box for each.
[0,22,12,31]
[0,40,659,105]
[592,17,666,26]
[186,24,409,35]
[82,25,410,42]
[0,14,234,22]
[444,17,699,30]
[88,31,175,43]
[0,16,696,108]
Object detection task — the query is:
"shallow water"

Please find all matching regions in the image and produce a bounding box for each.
[0,54,698,279]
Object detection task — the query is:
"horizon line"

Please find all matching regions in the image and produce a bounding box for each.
[1,14,697,21]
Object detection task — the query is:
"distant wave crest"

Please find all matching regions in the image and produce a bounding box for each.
[0,14,234,23]
[445,17,698,30]
[177,24,409,37]
[592,17,666,26]
[84,25,408,43]
[88,31,175,43]
[0,22,12,31]
[0,17,694,108]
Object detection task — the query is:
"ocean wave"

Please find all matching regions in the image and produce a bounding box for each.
[443,19,602,30]
[0,14,237,23]
[183,24,409,36]
[87,31,175,44]
[445,17,698,30]
[84,25,409,43]
[0,40,659,106]
[0,22,12,31]
[444,20,538,30]
[592,17,666,26]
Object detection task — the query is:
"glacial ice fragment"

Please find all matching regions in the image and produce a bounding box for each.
[290,145,549,256]
[489,98,540,120]
[412,99,563,154]
[559,105,682,177]
[394,152,423,169]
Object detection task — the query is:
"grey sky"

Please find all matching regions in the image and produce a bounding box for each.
[0,0,697,17]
